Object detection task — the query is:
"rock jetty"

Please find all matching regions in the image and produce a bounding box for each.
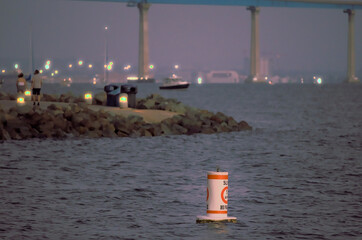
[0,92,251,140]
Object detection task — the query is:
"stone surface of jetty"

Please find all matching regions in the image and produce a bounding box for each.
[0,92,252,140]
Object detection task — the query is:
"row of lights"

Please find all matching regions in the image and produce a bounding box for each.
[2,62,181,78]
[2,62,180,73]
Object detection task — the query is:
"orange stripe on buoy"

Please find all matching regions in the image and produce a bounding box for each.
[207,210,228,214]
[221,187,228,204]
[208,175,228,180]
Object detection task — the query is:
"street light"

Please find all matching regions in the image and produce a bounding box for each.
[45,60,51,70]
[104,26,109,83]
[124,64,131,71]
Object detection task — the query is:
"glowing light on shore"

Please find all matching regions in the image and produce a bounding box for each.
[39,70,43,74]
[45,65,50,70]
[55,70,58,74]
[69,64,73,68]
[120,96,127,102]
[197,77,202,84]
[78,60,83,66]
[124,65,131,70]
[14,64,19,69]
[17,97,25,105]
[174,64,179,69]
[317,78,322,84]
[46,60,51,65]
[51,73,54,76]
[88,64,93,68]
[24,90,31,96]
[1,69,5,73]
[127,76,138,81]
[149,64,154,69]
[84,93,92,100]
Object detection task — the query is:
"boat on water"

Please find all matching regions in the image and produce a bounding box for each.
[159,75,189,90]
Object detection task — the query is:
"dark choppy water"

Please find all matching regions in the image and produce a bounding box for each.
[1,83,361,239]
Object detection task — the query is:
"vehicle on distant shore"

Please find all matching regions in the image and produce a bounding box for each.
[159,75,189,90]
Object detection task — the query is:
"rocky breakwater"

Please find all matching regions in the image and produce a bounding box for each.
[0,92,251,140]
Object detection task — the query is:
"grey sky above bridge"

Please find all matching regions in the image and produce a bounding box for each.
[0,0,361,76]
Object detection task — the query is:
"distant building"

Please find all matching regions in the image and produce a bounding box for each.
[206,70,239,83]
[260,57,270,77]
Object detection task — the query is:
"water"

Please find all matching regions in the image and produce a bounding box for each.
[1,83,361,239]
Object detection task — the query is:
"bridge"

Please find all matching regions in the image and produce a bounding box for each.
[69,0,362,83]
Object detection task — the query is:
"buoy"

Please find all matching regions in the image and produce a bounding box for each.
[119,93,128,108]
[196,171,237,223]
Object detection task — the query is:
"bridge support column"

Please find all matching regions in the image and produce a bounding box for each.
[344,9,359,83]
[138,2,151,79]
[246,6,264,83]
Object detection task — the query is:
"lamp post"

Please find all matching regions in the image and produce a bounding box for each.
[104,26,109,83]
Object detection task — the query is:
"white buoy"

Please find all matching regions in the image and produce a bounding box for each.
[119,93,128,109]
[196,171,237,223]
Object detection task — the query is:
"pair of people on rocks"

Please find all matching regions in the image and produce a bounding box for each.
[16,70,42,106]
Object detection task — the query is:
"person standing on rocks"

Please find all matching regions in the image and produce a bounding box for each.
[16,73,27,93]
[31,70,42,106]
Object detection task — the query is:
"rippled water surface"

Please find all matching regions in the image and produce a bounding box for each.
[1,83,361,239]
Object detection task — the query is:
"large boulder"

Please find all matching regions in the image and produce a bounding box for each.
[0,127,11,140]
[59,92,76,103]
[94,92,107,105]
[0,92,10,100]
[42,94,58,102]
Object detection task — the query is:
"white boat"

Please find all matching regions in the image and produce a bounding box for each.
[159,75,189,90]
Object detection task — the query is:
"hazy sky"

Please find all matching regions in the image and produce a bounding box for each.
[0,0,361,75]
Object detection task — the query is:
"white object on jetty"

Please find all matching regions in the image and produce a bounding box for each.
[24,90,32,101]
[119,93,128,108]
[84,93,92,105]
[16,95,25,106]
[196,171,237,223]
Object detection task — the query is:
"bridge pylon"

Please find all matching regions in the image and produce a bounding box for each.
[344,9,359,83]
[137,2,151,79]
[245,6,265,83]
